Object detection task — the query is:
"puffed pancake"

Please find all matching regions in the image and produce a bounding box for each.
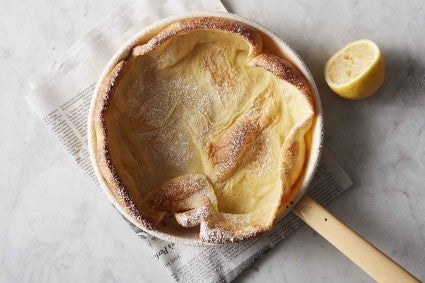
[91,17,315,243]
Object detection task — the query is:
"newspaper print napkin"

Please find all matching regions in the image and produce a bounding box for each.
[26,0,353,281]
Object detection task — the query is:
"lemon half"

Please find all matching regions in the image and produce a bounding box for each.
[324,39,385,100]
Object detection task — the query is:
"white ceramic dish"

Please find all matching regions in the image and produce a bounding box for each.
[87,12,323,245]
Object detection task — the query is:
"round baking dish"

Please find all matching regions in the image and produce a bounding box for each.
[88,12,323,245]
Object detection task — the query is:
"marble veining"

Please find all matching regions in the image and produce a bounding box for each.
[1,0,424,282]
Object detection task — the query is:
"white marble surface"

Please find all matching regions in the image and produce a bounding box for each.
[1,0,424,282]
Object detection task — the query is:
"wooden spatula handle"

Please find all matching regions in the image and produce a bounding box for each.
[292,195,420,283]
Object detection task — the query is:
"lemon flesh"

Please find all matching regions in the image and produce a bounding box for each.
[325,39,385,100]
